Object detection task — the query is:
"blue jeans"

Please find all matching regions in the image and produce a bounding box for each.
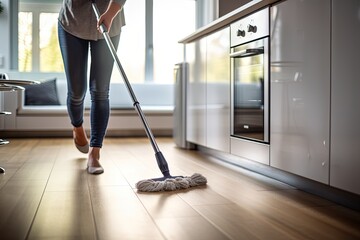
[58,23,120,148]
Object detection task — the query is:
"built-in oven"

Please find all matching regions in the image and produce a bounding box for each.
[230,8,270,165]
[230,7,269,144]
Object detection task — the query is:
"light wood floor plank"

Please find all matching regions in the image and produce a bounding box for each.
[194,203,298,240]
[27,190,96,240]
[89,185,164,240]
[0,180,46,240]
[155,216,230,240]
[136,192,201,219]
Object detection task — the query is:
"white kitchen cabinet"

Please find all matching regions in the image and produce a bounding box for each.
[186,38,207,146]
[206,28,230,152]
[270,0,331,183]
[330,0,360,195]
[186,27,230,152]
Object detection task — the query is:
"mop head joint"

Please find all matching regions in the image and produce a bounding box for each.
[136,173,207,192]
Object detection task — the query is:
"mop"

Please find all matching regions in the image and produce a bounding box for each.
[91,1,207,192]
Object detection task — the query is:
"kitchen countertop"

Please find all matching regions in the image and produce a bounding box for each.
[179,0,280,44]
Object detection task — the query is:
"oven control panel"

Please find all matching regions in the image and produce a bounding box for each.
[230,7,269,47]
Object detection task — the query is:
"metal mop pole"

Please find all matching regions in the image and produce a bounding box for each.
[91,1,171,178]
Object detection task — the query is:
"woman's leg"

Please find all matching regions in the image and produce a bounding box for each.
[58,23,89,128]
[86,34,120,173]
[58,23,90,153]
[88,34,120,148]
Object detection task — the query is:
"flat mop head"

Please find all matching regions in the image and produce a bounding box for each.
[136,173,207,192]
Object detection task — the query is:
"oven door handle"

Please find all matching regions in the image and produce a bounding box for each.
[230,47,264,58]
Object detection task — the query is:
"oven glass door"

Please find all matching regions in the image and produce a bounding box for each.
[231,37,269,143]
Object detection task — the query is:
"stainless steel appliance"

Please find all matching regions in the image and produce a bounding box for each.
[173,62,188,148]
[230,8,270,164]
[230,8,269,143]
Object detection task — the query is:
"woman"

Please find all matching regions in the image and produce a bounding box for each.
[58,0,126,174]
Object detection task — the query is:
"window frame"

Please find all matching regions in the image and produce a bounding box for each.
[18,2,61,72]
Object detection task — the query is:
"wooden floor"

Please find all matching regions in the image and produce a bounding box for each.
[0,137,359,240]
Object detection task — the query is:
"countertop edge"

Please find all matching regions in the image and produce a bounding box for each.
[179,0,279,44]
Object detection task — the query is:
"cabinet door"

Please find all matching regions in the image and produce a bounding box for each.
[270,0,331,183]
[330,0,360,195]
[186,38,207,146]
[206,27,230,152]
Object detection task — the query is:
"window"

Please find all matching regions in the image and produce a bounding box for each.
[18,11,32,72]
[153,0,196,83]
[39,12,62,72]
[110,0,146,84]
[111,0,196,84]
[18,2,63,72]
[18,0,196,84]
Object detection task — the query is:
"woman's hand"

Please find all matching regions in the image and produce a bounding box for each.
[97,1,122,32]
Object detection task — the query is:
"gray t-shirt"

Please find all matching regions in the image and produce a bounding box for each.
[59,0,126,40]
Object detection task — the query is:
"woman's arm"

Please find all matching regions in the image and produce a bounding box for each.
[97,0,124,32]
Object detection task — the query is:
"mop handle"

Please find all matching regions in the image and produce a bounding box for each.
[91,2,161,154]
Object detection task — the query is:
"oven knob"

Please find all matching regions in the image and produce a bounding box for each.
[237,29,246,37]
[248,24,257,33]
